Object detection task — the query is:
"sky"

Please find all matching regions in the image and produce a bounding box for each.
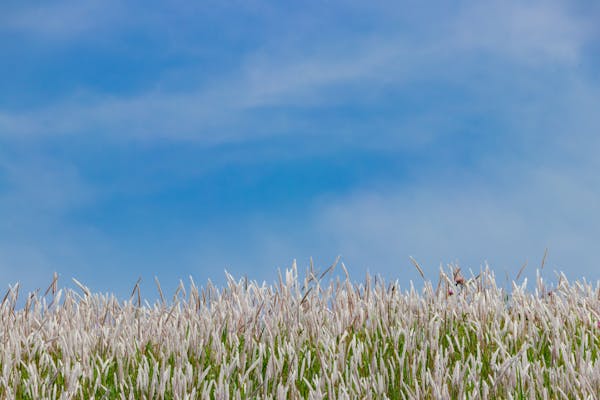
[1,0,599,299]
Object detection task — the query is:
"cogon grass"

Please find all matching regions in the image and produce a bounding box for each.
[0,262,599,399]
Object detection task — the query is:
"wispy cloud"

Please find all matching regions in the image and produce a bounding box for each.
[0,151,101,288]
[0,0,124,41]
[1,1,595,145]
[313,161,600,282]
[311,71,600,280]
[1,0,599,295]
[0,41,404,142]
[452,0,591,65]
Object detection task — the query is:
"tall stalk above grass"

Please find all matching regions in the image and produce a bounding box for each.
[1,261,599,399]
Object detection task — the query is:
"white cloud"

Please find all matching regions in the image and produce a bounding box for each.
[312,161,600,283]
[0,154,96,216]
[452,0,591,65]
[308,70,600,282]
[0,153,103,291]
[0,37,408,142]
[0,0,596,145]
[1,0,599,292]
[0,1,124,41]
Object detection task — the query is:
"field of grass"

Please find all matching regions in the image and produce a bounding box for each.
[1,260,599,399]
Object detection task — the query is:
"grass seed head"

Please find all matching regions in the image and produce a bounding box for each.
[0,262,599,398]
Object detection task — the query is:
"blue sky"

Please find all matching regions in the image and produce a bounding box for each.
[1,0,599,298]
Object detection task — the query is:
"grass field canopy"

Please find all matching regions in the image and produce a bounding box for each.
[1,261,599,399]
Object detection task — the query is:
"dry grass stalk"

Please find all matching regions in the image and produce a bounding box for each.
[0,262,598,399]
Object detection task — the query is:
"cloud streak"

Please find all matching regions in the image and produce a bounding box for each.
[1,0,599,297]
[0,0,124,41]
[314,160,600,281]
[452,0,591,65]
[1,0,595,143]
